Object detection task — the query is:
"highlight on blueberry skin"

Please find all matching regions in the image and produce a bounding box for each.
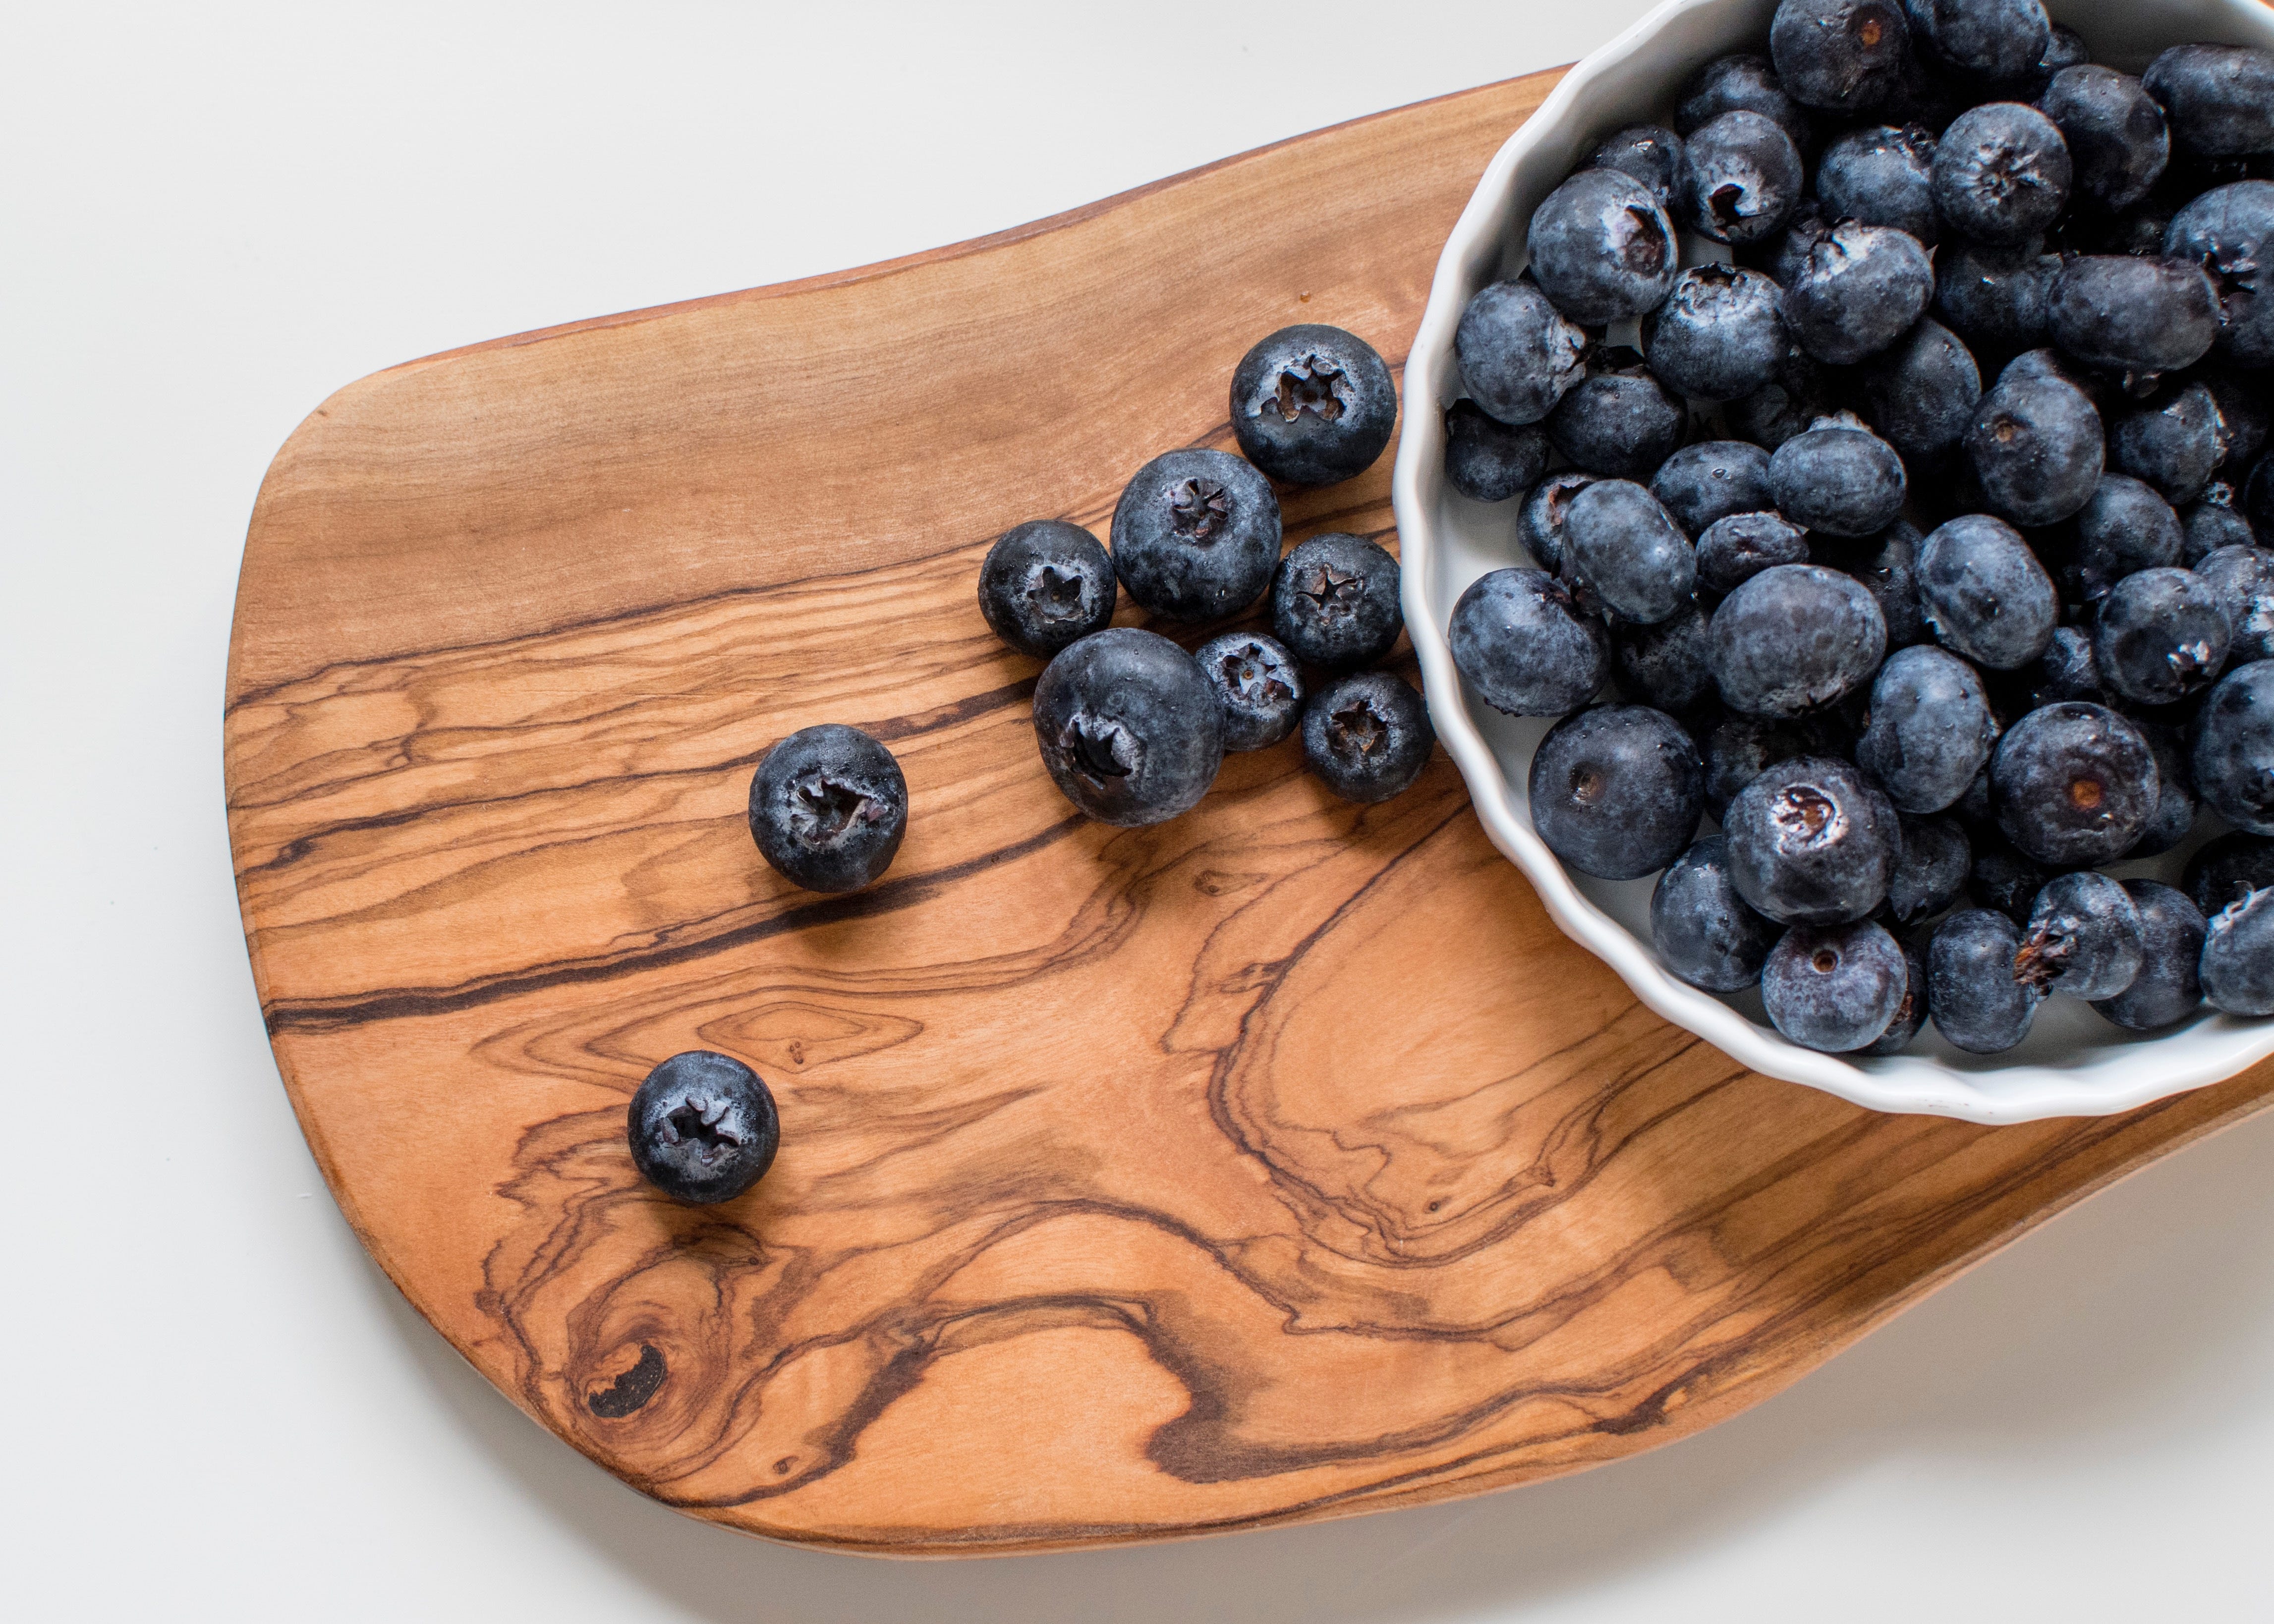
[748,724,909,894]
[1588,123,1686,212]
[1817,121,1938,244]
[1032,627,1224,827]
[977,519,1117,660]
[1229,324,1398,489]
[1855,644,1997,814]
[1527,705,1705,881]
[1302,671,1434,805]
[1194,630,1304,752]
[1109,448,1281,622]
[1762,919,1908,1053]
[1916,512,2059,668]
[627,1051,780,1206]
[1271,532,1403,672]
[1561,479,1697,624]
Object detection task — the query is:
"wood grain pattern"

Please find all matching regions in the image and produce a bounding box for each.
[226,69,2274,1556]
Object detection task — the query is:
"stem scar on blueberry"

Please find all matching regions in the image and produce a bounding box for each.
[2068,776,2105,811]
[1166,477,1231,540]
[1297,564,1363,615]
[1329,699,1389,756]
[1026,563,1087,620]
[1063,716,1136,781]
[1570,766,1605,806]
[1262,355,1352,423]
[790,775,876,842]
[664,1094,741,1163]
[1220,649,1293,706]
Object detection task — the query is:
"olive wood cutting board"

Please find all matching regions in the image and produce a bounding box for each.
[226,67,2274,1556]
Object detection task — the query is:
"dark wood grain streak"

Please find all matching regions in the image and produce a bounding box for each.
[227,67,2274,1557]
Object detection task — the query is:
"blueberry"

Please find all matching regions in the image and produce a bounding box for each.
[2208,375,2271,473]
[1455,280,1591,427]
[1928,908,2042,1052]
[1769,0,1910,112]
[1933,236,2056,356]
[2191,660,2274,834]
[747,724,908,893]
[1990,700,2159,864]
[1228,324,1397,489]
[1782,221,1935,366]
[2164,181,2274,370]
[1676,111,1805,246]
[1917,513,2059,668]
[1889,813,1973,925]
[2195,543,2274,665]
[2110,382,2225,505]
[977,520,1118,659]
[1545,359,1689,480]
[1194,631,1304,752]
[1110,449,1281,622]
[1643,265,1791,402]
[1518,471,1598,573]
[1650,440,1776,537]
[1033,628,1223,825]
[2013,870,2143,1001]
[2022,623,2105,708]
[628,1051,780,1205]
[1444,400,1550,503]
[2092,565,2231,706]
[2185,829,2274,917]
[2046,255,2220,387]
[2143,46,2274,159]
[2092,880,2206,1031]
[2024,22,2091,97]
[1589,123,1685,213]
[1764,920,1909,1051]
[1562,480,1697,624]
[1858,318,1982,460]
[1769,420,1907,537]
[1613,605,1716,717]
[1709,562,1888,717]
[1965,367,2104,526]
[1528,705,1705,880]
[1934,103,2072,246]
[2199,886,2274,1015]
[1449,568,1607,717]
[2183,484,2259,564]
[1303,671,1433,804]
[1725,755,1899,923]
[1527,169,1680,326]
[1270,532,1402,671]
[2037,65,2168,214]
[1702,713,1812,820]
[1728,350,1846,451]
[2071,473,2184,601]
[1651,836,1782,992]
[1819,123,1940,244]
[1900,0,2048,86]
[1862,934,1932,1053]
[2252,453,2274,539]
[1698,511,1812,595]
[1856,644,1998,812]
[1813,518,1929,649]
[2128,718,2199,860]
[1677,52,1817,151]
[1969,840,2052,923]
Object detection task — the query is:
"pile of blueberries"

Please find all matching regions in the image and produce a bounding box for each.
[1445,0,2274,1057]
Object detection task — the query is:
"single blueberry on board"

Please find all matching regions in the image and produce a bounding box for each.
[2110,383,2225,506]
[1303,671,1434,804]
[2186,830,2274,918]
[1916,513,2059,669]
[2200,887,2274,1016]
[1562,480,1698,625]
[2164,181,2274,370]
[2015,870,2145,1001]
[1933,237,2056,358]
[1651,440,1776,538]
[1861,934,1931,1055]
[1651,836,1782,992]
[1763,920,1909,1052]
[1899,0,2048,87]
[1110,449,1281,622]
[1677,53,1816,151]
[1589,124,1686,213]
[1990,700,2159,865]
[2142,46,2274,159]
[1929,909,2043,1054]
[2092,880,2207,1031]
[1782,221,1936,366]
[2070,473,2184,602]
[1230,325,1399,488]
[1527,168,1680,326]
[1858,318,1981,461]
[1856,644,1998,813]
[1932,102,2073,247]
[1888,813,1972,926]
[1032,628,1224,826]
[628,1051,780,1205]
[1518,471,1598,575]
[2196,543,2274,664]
[1710,563,1889,717]
[1271,532,1403,671]
[2091,565,2232,706]
[1969,840,2052,924]
[977,520,1118,660]
[1965,368,2104,527]
[2039,65,2169,213]
[1818,123,1939,244]
[2046,255,2220,387]
[1545,360,1689,481]
[1698,511,1811,595]
[1643,265,1791,403]
[1727,349,1845,452]
[748,724,909,894]
[1702,713,1813,821]
[1528,705,1705,880]
[1724,755,1900,924]
[1444,400,1551,503]
[2191,660,2274,834]
[1455,280,1591,427]
[1613,605,1716,718]
[1194,631,1305,752]
[1675,110,1805,246]
[1769,421,1907,538]
[1769,0,1910,112]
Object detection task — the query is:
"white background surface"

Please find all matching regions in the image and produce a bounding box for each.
[5,2,2270,1617]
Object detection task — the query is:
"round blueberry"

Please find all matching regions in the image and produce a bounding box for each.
[2092,565,2231,706]
[1644,265,1790,403]
[1889,813,1972,926]
[2014,870,2144,1001]
[2251,453,2274,539]
[2039,64,2168,213]
[1562,480,1697,625]
[1933,102,2072,247]
[1782,221,1936,366]
[1858,318,1982,461]
[1230,324,1398,488]
[747,724,909,894]
[1444,400,1550,503]
[1749,193,1834,285]
[1613,605,1716,717]
[1527,168,1680,326]
[1702,713,1812,821]
[2046,255,2220,386]
[2092,880,2206,1031]
[1519,471,1597,574]
[2142,45,2274,159]
[1965,368,2104,527]
[1455,280,1591,427]
[2191,660,2274,834]
[2071,473,2184,602]
[1813,518,1929,649]
[2128,719,2199,860]
[1856,644,1998,813]
[1194,631,1304,752]
[1651,836,1782,992]
[1764,920,1909,1052]
[1710,563,1888,717]
[1449,568,1608,718]
[2183,484,2260,565]
[1769,420,1907,538]
[1528,705,1705,881]
[1545,363,1688,480]
[2165,181,2274,370]
[1933,236,2056,357]
[628,1051,779,1205]
[1675,110,1804,246]
[1928,908,2042,1053]
[1651,440,1775,538]
[2186,830,2274,917]
[1819,122,1939,244]
[1270,532,1403,671]
[2200,887,2274,1015]
[1303,671,1433,804]
[1589,123,1685,213]
[977,520,1118,660]
[1917,513,2058,668]
[2199,542,2274,666]
[1900,0,2048,86]
[2111,382,2225,506]
[1770,0,1910,112]
[1033,627,1224,826]
[2021,623,2105,708]
[1698,511,1811,595]
[1725,755,1899,924]
[1677,52,1817,150]
[1862,935,1931,1054]
[1109,449,1281,622]
[1990,700,2159,864]
[1969,840,2052,923]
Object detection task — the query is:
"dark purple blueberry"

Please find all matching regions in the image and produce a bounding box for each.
[2252,453,2274,539]
[1782,221,1936,366]
[1770,0,1910,112]
[1856,644,1998,813]
[1725,755,1899,923]
[2183,484,2259,564]
[1769,419,1907,537]
[2023,623,2106,708]
[1614,605,1716,717]
[1444,400,1550,503]
[747,724,908,894]
[1900,0,2047,85]
[2092,566,2231,706]
[1819,123,1939,244]
[1270,532,1402,672]
[1709,562,1889,717]
[2199,887,2274,1015]
[1677,52,1817,150]
[1033,628,1223,826]
[1589,124,1686,214]
[977,519,1118,659]
[2071,473,2184,601]
[1965,366,2104,526]
[1527,704,1705,880]
[2046,255,2220,387]
[1990,700,2158,864]
[1527,168,1680,325]
[1562,480,1697,625]
[1748,194,1835,285]
[1699,511,1812,594]
[1933,102,2072,246]
[1545,362,1689,480]
[2076,194,2184,259]
[1702,713,1812,821]
[1676,110,1804,246]
[2128,719,2199,860]
[1303,671,1432,804]
[1859,318,1982,460]
[2143,46,2274,159]
[1929,908,2042,1052]
[1814,519,1928,649]
[2025,23,2091,97]
[1644,265,1790,402]
[1764,920,1909,1051]
[1889,814,1972,926]
[1862,935,1932,1053]
[1194,631,1304,752]
[2110,383,2224,505]
[2208,375,2271,473]
[2192,660,2274,833]
[1449,567,1609,717]
[2039,65,2169,213]
[1969,840,2052,923]
[1917,513,2059,668]
[2185,829,2274,917]
[1230,325,1398,488]
[1651,836,1782,992]
[1651,441,1775,538]
[1518,470,1597,574]
[2014,870,2143,1001]
[1728,350,1846,451]
[1455,280,1590,427]
[628,1051,780,1205]
[2092,880,2206,1030]
[1933,236,2056,357]
[2196,543,2274,665]
[1109,449,1280,622]
[2164,181,2274,370]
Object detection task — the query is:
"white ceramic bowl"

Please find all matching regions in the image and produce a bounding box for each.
[1394,0,2274,1122]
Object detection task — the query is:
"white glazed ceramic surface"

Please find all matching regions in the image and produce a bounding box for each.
[1394,0,2274,1122]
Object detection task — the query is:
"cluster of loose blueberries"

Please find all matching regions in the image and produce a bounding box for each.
[1445,0,2274,1058]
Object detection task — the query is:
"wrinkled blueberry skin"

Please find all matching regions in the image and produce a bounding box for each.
[2165,181,2274,369]
[1814,519,1928,648]
[1933,102,2073,246]
[1703,714,1812,820]
[1528,168,1680,325]
[1770,0,1910,112]
[1563,480,1698,624]
[748,724,909,894]
[2143,45,2274,159]
[2022,623,2105,708]
[977,520,1118,659]
[2186,830,2274,916]
[1889,814,1973,926]
[1934,237,2056,357]
[1699,511,1812,594]
[1590,123,1686,213]
[1917,513,2059,668]
[1676,110,1804,245]
[1901,0,2048,85]
[1725,755,1899,923]
[1764,920,1909,1051]
[1819,123,1939,244]
[2092,566,2232,706]
[628,1051,780,1205]
[1271,532,1403,671]
[1769,422,1907,538]
[1711,563,1889,717]
[1518,471,1597,574]
[2039,65,2169,213]
[1444,400,1550,503]
[1929,909,2043,1053]
[1679,52,1817,149]
[1529,705,1705,880]
[1303,671,1433,804]
[2129,720,2199,860]
[1546,363,1689,480]
[1783,221,1936,366]
[1970,840,2053,923]
[1857,644,1998,813]
[2192,660,2274,833]
[2111,384,2224,505]
[1859,318,1982,460]
[1110,449,1281,622]
[2186,488,2261,564]
[2046,255,2220,384]
[1230,325,1398,488]
[1033,628,1224,826]
[2071,473,2184,601]
[1991,700,2159,864]
[2200,887,2274,1015]
[1194,631,1305,752]
[1965,368,2104,527]
[1456,280,1591,427]
[2016,870,2144,1000]
[1644,265,1791,402]
[1652,836,1783,992]
[1651,440,1775,537]
[2093,880,2207,1030]
[1449,567,1609,717]
[2196,543,2274,664]
[1863,935,1932,1054]
[1614,606,1716,717]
